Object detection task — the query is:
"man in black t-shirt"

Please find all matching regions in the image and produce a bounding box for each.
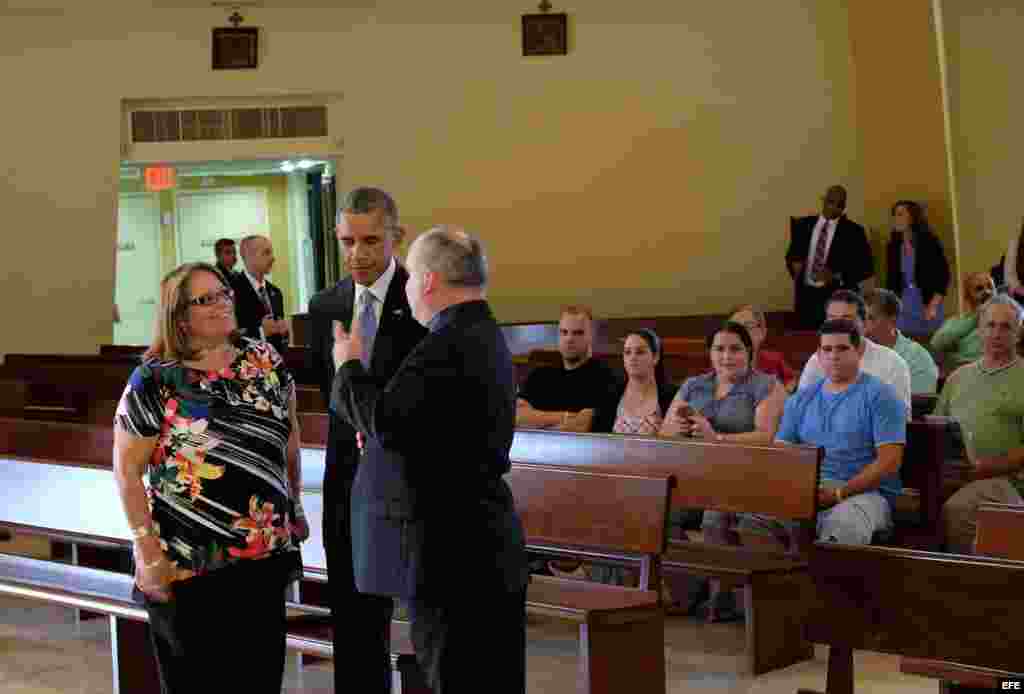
[516,305,620,432]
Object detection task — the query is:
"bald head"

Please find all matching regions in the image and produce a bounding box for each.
[405,226,489,326]
[239,235,275,278]
[822,185,848,220]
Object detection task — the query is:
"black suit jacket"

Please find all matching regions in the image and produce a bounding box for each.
[886,229,951,306]
[332,300,529,601]
[308,265,426,473]
[230,273,287,356]
[785,215,875,290]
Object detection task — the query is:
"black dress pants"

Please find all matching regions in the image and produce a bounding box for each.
[794,282,835,330]
[324,461,395,693]
[141,552,296,694]
[408,588,527,694]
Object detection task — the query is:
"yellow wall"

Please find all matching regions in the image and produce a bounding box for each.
[942,0,1023,285]
[0,1,863,354]
[846,0,958,310]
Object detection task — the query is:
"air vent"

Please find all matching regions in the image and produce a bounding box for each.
[131,106,327,143]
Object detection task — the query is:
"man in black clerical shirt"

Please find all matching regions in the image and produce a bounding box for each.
[516,305,621,432]
[332,226,528,693]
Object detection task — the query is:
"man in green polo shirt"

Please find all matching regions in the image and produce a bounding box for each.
[934,294,1024,554]
[864,288,939,394]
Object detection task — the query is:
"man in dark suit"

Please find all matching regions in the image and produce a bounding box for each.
[786,185,875,329]
[308,188,426,693]
[230,235,290,355]
[332,226,528,693]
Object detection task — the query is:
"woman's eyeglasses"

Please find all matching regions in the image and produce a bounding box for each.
[188,288,235,307]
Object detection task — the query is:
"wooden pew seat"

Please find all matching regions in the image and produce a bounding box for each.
[509,462,671,694]
[900,503,1024,692]
[798,543,1024,694]
[511,429,820,676]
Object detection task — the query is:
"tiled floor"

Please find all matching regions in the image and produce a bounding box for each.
[0,535,937,693]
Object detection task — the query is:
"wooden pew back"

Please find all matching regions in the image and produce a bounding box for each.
[508,463,672,558]
[804,543,1024,678]
[975,502,1024,559]
[511,429,820,522]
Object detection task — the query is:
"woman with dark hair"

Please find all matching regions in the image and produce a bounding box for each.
[592,329,676,435]
[886,200,951,336]
[659,322,785,444]
[113,262,308,694]
[556,330,676,586]
[1001,219,1024,300]
[658,322,786,620]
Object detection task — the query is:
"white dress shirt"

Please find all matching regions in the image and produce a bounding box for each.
[244,269,274,339]
[353,256,397,325]
[805,216,838,287]
[798,338,912,417]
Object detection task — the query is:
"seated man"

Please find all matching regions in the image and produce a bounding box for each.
[863,288,939,394]
[516,304,621,432]
[935,294,1024,554]
[931,271,995,372]
[739,320,905,546]
[799,289,912,417]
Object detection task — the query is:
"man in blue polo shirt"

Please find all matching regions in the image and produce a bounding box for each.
[737,319,906,545]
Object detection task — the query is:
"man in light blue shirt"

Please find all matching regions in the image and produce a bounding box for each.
[864,288,940,394]
[743,319,906,545]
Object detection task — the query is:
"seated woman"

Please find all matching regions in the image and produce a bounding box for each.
[728,305,797,392]
[658,321,786,621]
[931,272,995,372]
[591,329,677,435]
[551,330,676,584]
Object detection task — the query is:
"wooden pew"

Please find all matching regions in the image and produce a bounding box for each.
[900,503,1024,691]
[510,428,821,675]
[0,353,327,423]
[0,417,672,694]
[797,542,1024,694]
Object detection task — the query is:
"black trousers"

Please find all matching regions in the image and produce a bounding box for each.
[409,588,527,694]
[141,553,295,694]
[793,281,836,330]
[324,462,395,693]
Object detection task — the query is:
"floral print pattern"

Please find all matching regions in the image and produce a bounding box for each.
[116,339,299,577]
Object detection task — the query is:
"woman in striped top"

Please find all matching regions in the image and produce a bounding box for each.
[113,262,307,694]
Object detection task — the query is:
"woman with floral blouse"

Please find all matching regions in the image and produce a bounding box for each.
[113,262,308,693]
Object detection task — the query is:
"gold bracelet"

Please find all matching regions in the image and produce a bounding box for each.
[130,525,154,540]
[834,487,844,503]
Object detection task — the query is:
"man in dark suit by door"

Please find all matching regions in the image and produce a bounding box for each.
[786,185,875,329]
[332,226,528,693]
[231,235,290,355]
[308,188,426,693]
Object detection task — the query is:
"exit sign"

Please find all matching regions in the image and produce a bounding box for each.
[144,166,177,192]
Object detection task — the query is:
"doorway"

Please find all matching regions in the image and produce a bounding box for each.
[114,159,333,345]
[114,193,161,346]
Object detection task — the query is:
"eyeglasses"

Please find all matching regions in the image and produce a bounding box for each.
[188,288,234,307]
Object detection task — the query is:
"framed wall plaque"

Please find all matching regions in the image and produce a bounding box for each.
[522,12,567,56]
[212,27,259,70]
